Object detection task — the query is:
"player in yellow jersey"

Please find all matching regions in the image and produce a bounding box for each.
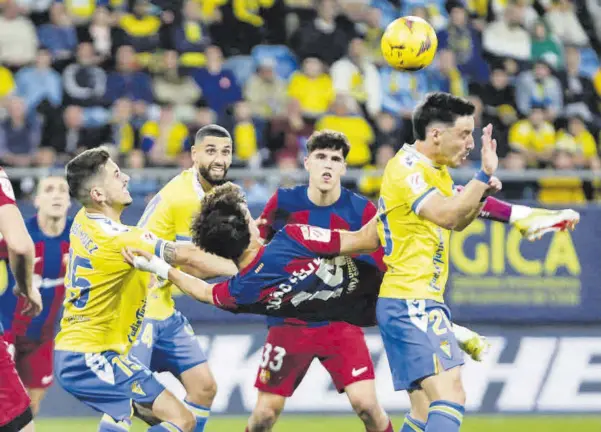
[130,125,237,432]
[54,148,198,432]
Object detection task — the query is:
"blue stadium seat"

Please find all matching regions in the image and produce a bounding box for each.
[579,47,600,78]
[251,45,298,80]
[223,55,256,87]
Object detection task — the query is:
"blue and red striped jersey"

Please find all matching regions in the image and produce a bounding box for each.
[256,185,385,327]
[0,216,72,342]
[212,224,383,327]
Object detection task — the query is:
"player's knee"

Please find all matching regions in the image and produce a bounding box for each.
[186,376,217,405]
[350,397,381,425]
[252,405,281,430]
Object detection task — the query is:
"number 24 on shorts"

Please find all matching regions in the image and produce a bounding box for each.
[260,343,286,372]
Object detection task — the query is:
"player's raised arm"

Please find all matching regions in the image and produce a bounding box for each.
[0,173,41,317]
[122,248,216,305]
[338,216,381,255]
[417,124,499,231]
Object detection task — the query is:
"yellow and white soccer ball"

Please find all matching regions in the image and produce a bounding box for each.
[381,16,438,71]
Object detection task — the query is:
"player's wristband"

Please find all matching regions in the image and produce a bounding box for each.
[474,170,491,184]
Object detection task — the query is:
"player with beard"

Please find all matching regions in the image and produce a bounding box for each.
[130,125,238,431]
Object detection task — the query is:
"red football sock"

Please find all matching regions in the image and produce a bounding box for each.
[366,419,394,432]
[480,196,512,223]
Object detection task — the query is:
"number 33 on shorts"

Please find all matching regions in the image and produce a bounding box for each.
[260,343,286,372]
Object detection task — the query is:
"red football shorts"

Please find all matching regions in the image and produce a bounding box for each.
[0,334,31,427]
[254,321,375,397]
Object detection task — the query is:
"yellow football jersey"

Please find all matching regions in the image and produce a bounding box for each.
[55,209,167,354]
[137,168,205,320]
[377,145,454,303]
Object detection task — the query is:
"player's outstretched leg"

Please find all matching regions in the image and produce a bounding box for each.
[478,196,580,240]
[345,381,393,432]
[420,367,466,432]
[246,391,286,432]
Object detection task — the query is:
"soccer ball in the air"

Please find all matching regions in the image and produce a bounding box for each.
[381,16,438,71]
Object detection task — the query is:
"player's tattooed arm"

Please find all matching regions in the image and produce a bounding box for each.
[164,242,237,278]
[123,247,216,305]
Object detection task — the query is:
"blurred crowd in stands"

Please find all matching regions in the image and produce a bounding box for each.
[0,0,600,203]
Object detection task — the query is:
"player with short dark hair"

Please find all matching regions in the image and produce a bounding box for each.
[131,124,237,432]
[0,167,41,432]
[375,92,579,432]
[55,147,206,432]
[0,176,72,416]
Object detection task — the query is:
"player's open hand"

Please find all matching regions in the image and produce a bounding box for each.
[480,124,499,175]
[20,286,42,317]
[122,247,152,267]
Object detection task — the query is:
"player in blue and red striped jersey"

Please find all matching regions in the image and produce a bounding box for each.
[0,176,72,416]
[249,131,393,432]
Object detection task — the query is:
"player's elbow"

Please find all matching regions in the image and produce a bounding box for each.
[7,235,34,259]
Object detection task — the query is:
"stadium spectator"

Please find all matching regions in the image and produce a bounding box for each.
[331,36,381,119]
[119,0,162,55]
[379,66,435,143]
[515,59,563,121]
[315,94,374,167]
[290,0,351,66]
[46,105,111,157]
[563,115,601,169]
[437,1,489,83]
[432,50,468,97]
[87,7,117,63]
[14,0,55,26]
[482,4,531,66]
[55,0,100,28]
[358,142,394,199]
[140,104,190,165]
[37,3,78,67]
[186,106,217,139]
[173,0,211,67]
[266,98,314,163]
[0,66,16,103]
[232,101,259,165]
[287,56,334,119]
[545,0,588,47]
[105,45,154,104]
[361,7,385,66]
[62,42,107,107]
[373,111,400,151]
[530,20,563,70]
[109,98,137,154]
[244,57,287,120]
[559,46,598,123]
[509,106,556,167]
[475,66,517,157]
[538,146,587,204]
[0,97,40,167]
[125,148,160,200]
[15,49,63,115]
[191,45,242,116]
[152,50,202,121]
[0,0,39,70]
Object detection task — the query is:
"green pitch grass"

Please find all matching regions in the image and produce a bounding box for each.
[37,415,601,431]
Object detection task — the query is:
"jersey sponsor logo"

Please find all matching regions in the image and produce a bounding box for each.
[351,366,368,377]
[128,299,147,344]
[266,258,322,311]
[406,172,428,195]
[300,225,331,243]
[0,176,15,201]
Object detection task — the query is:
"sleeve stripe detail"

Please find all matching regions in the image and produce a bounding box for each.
[175,234,192,243]
[411,187,437,215]
[155,239,166,259]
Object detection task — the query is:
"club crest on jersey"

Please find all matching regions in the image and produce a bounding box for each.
[259,368,271,384]
[440,340,452,358]
[406,172,428,195]
[300,225,331,243]
[141,231,158,244]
